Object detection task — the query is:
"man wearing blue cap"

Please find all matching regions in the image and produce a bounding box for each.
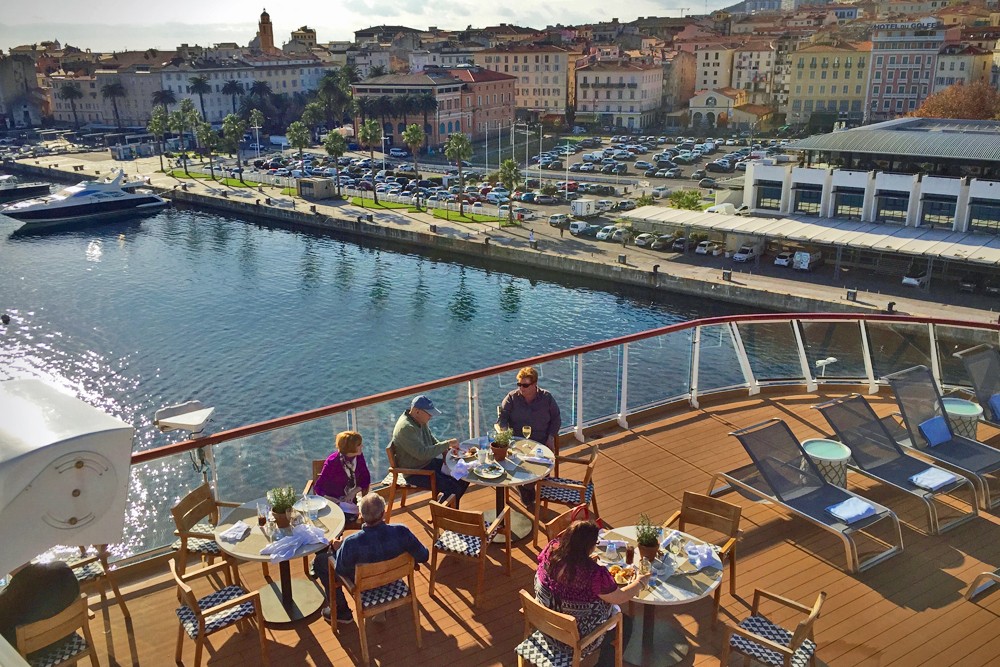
[390,395,470,505]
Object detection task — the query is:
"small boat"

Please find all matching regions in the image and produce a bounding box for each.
[0,174,51,203]
[0,171,168,229]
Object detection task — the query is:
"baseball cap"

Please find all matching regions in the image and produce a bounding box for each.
[410,395,442,415]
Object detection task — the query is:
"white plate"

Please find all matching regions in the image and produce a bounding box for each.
[293,496,326,512]
[598,551,624,565]
[473,464,505,480]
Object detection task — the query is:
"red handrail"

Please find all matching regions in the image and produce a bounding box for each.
[130,312,998,465]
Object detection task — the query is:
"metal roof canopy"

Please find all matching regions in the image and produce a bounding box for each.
[621,208,1000,267]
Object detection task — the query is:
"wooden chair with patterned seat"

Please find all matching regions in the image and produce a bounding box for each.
[383,442,437,522]
[330,552,422,667]
[169,558,268,667]
[428,494,511,606]
[531,444,601,548]
[720,589,826,667]
[662,490,742,622]
[62,545,131,619]
[170,482,243,578]
[15,594,99,667]
[515,589,623,667]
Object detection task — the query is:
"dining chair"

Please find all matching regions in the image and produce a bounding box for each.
[330,552,422,667]
[720,588,826,667]
[538,506,578,546]
[383,442,437,522]
[62,544,131,619]
[663,491,741,621]
[531,444,602,548]
[170,482,243,577]
[15,593,99,667]
[428,494,511,606]
[515,589,623,667]
[168,557,269,667]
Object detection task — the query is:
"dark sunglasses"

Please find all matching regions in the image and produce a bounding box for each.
[517,381,534,388]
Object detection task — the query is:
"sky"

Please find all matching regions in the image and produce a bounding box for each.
[0,0,718,53]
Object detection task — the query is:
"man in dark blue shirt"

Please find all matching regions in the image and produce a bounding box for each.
[313,492,429,623]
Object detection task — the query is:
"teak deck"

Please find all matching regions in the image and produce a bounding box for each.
[86,390,1000,666]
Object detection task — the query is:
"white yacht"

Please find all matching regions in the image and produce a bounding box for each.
[0,174,51,203]
[0,170,168,229]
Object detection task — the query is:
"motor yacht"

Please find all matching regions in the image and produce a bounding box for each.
[0,170,167,228]
[0,174,51,203]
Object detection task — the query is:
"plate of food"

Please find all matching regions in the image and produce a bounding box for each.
[597,549,623,565]
[462,446,479,460]
[292,495,327,513]
[608,564,637,586]
[473,462,505,479]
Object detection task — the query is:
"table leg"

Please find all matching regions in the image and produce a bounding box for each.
[258,559,324,625]
[483,487,534,542]
[622,604,689,667]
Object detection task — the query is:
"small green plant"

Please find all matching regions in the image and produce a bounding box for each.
[267,486,297,513]
[636,513,659,547]
[492,427,514,448]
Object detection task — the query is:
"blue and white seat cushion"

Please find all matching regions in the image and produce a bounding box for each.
[540,478,594,505]
[435,530,482,557]
[176,585,256,639]
[25,632,89,667]
[515,630,575,667]
[63,553,104,582]
[730,615,817,667]
[172,522,222,555]
[359,579,409,609]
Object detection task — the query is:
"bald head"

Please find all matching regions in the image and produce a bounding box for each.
[359,492,386,525]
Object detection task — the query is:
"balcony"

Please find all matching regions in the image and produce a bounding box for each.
[592,81,627,89]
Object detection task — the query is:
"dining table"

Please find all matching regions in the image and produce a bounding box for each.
[598,526,723,667]
[444,436,555,542]
[214,496,345,625]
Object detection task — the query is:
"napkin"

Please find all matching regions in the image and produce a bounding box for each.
[597,539,627,550]
[909,467,958,491]
[260,523,329,562]
[660,530,680,550]
[686,543,723,571]
[523,456,553,465]
[826,497,876,524]
[338,501,359,516]
[450,458,471,480]
[218,520,250,543]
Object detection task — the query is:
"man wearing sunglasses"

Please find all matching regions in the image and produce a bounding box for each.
[497,366,561,508]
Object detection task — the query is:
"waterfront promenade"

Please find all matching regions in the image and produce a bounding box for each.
[8,151,999,325]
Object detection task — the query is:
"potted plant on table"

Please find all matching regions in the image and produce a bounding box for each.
[491,427,513,462]
[636,513,660,562]
[267,485,297,529]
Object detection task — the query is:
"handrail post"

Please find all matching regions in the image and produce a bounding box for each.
[859,320,878,393]
[469,378,479,441]
[928,323,942,389]
[617,343,629,429]
[730,322,759,396]
[690,326,701,408]
[348,408,358,431]
[792,320,816,392]
[574,353,585,442]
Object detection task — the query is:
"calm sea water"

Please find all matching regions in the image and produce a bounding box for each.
[0,204,755,555]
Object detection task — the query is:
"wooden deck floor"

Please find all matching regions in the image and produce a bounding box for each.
[88,389,1000,667]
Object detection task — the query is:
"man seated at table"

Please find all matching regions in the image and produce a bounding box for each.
[391,395,470,507]
[497,366,562,508]
[313,493,429,623]
[0,560,80,646]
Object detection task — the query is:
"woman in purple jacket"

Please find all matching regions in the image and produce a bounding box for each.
[314,431,370,513]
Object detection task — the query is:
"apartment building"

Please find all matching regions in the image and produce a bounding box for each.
[474,44,570,122]
[574,60,663,130]
[352,71,466,146]
[787,42,870,127]
[695,44,736,91]
[864,20,961,122]
[932,43,993,92]
[443,66,516,140]
[732,42,779,106]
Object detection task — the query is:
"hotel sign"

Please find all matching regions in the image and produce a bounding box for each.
[873,21,941,30]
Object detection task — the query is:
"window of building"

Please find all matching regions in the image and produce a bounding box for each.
[756,180,782,210]
[793,184,823,215]
[968,199,1000,234]
[873,85,880,96]
[833,187,864,220]
[875,191,909,224]
[920,195,956,228]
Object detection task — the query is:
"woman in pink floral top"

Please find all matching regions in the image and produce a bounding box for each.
[534,521,650,655]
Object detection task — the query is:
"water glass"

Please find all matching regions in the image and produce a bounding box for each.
[605,542,618,561]
[307,504,319,523]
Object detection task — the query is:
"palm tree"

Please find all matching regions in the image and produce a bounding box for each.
[286,121,310,165]
[338,64,360,88]
[222,80,244,115]
[445,133,473,216]
[169,98,199,176]
[151,88,176,113]
[355,96,375,124]
[417,92,438,149]
[250,80,272,103]
[100,80,126,129]
[402,123,425,209]
[195,121,219,180]
[317,71,346,128]
[368,65,387,78]
[358,118,382,205]
[498,158,522,226]
[188,75,211,120]
[374,95,393,135]
[323,132,347,197]
[222,113,248,184]
[147,104,168,173]
[301,102,324,141]
[58,83,83,129]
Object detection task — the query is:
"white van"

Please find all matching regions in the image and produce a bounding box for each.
[486,191,510,205]
[568,220,590,234]
[549,213,570,227]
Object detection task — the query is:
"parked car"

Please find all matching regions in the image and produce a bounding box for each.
[616,199,637,211]
[633,233,657,248]
[774,251,794,267]
[596,225,619,241]
[695,240,720,255]
[534,194,556,205]
[902,265,929,287]
[672,237,691,252]
[388,147,409,158]
[985,277,1000,295]
[549,213,570,227]
[691,169,707,180]
[732,244,758,263]
[699,178,719,189]
[958,274,981,293]
[650,235,676,251]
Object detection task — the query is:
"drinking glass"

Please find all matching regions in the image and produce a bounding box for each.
[522,425,532,441]
[605,542,618,561]
[256,501,268,528]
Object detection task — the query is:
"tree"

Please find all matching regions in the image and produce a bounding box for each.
[147,104,168,173]
[317,71,348,128]
[301,101,325,141]
[286,120,310,165]
[189,75,211,120]
[152,88,176,113]
[248,107,265,150]
[338,64,360,88]
[402,123,425,178]
[169,98,199,176]
[668,189,703,210]
[358,118,382,205]
[323,131,347,196]
[195,121,220,180]
[911,81,1000,120]
[100,80,126,129]
[497,158,522,226]
[368,65,387,78]
[222,80,244,115]
[444,133,474,216]
[222,113,248,183]
[417,92,437,149]
[635,193,655,207]
[58,83,83,129]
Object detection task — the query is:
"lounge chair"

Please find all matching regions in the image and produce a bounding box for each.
[955,344,1000,426]
[723,418,902,574]
[885,365,1000,510]
[814,394,977,535]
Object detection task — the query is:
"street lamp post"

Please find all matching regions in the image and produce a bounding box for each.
[380,136,388,172]
[251,122,261,160]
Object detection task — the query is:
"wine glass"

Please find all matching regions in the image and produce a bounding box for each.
[522,425,532,441]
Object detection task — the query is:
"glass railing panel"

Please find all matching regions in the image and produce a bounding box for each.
[738,321,804,382]
[477,358,579,437]
[799,320,867,379]
[934,325,999,388]
[580,346,623,426]
[866,321,932,380]
[626,330,694,411]
[697,325,747,392]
